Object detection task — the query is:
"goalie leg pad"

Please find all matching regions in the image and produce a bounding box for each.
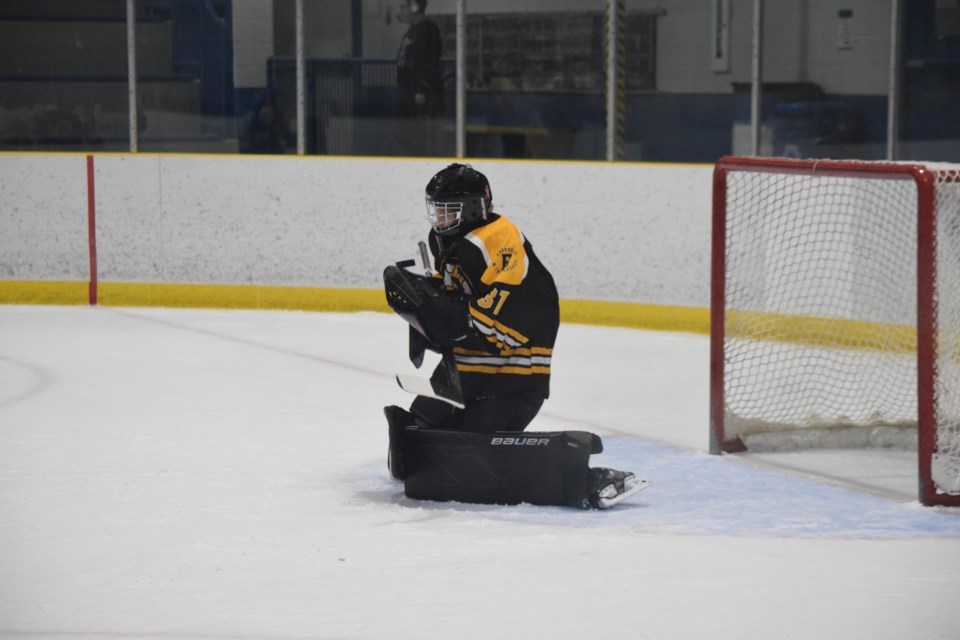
[459,394,545,433]
[385,405,418,480]
[400,427,601,508]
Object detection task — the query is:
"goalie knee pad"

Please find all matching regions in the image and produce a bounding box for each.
[384,405,417,480]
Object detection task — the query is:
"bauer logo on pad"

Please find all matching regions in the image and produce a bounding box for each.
[490,437,551,446]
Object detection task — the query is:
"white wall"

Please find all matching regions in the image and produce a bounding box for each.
[802,0,892,95]
[636,0,892,95]
[232,0,274,88]
[0,154,713,308]
[303,0,353,58]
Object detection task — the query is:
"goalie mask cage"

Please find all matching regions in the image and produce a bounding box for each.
[710,156,960,507]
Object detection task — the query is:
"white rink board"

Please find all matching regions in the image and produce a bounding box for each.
[1,154,712,307]
[0,154,90,280]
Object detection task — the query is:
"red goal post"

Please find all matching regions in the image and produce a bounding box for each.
[710,156,960,507]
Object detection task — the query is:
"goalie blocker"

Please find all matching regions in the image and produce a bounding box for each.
[386,405,607,509]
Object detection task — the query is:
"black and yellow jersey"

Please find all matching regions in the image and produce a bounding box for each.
[428,213,559,400]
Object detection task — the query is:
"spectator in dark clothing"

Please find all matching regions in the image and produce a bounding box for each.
[394,0,444,155]
[396,0,443,117]
[241,101,289,155]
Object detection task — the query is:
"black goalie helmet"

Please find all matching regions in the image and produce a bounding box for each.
[425,163,493,236]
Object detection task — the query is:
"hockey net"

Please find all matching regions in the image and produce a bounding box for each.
[710,156,960,506]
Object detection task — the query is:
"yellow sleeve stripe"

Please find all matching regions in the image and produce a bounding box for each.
[469,306,529,344]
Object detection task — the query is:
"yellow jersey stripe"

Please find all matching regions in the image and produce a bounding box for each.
[469,306,530,344]
[457,364,552,375]
[453,346,553,357]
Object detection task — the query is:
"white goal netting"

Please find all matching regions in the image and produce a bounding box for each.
[717,160,960,500]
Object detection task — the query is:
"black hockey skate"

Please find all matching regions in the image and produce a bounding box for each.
[585,467,649,509]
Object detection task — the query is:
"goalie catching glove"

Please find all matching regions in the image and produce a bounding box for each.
[383,262,472,349]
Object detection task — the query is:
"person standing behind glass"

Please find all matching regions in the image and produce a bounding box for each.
[395,0,443,154]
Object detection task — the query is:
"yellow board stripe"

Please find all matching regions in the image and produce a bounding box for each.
[0,280,709,334]
[560,298,709,334]
[97,282,391,312]
[0,280,90,305]
[0,280,390,313]
[726,309,917,354]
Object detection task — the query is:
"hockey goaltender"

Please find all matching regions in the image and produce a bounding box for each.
[382,163,647,509]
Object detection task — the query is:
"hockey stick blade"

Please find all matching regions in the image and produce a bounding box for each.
[396,374,466,409]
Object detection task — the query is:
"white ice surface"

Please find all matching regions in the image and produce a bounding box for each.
[1,306,959,640]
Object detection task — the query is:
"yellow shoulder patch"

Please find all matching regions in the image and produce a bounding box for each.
[465,216,528,287]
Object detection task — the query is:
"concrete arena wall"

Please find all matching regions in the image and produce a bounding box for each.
[0,153,713,331]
